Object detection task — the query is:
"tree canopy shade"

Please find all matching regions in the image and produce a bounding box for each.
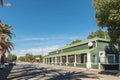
[93,0,120,50]
[87,29,109,39]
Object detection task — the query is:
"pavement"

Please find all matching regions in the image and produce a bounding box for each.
[0,62,120,80]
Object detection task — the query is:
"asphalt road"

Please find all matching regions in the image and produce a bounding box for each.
[0,62,120,80]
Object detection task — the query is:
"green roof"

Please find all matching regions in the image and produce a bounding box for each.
[47,47,96,57]
[50,37,109,53]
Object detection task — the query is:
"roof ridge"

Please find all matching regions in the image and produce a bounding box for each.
[50,37,109,52]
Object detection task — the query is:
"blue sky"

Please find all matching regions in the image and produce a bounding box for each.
[0,0,99,56]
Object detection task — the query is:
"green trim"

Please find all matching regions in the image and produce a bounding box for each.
[91,64,98,69]
[50,37,109,52]
[46,48,96,58]
[61,63,66,66]
[76,63,86,68]
[68,63,74,67]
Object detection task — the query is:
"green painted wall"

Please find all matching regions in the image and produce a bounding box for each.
[90,41,119,64]
[49,41,96,56]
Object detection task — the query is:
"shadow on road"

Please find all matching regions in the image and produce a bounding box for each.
[99,71,120,76]
[48,71,99,80]
[7,64,99,80]
[0,65,14,80]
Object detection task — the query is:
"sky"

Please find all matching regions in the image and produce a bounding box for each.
[0,0,99,57]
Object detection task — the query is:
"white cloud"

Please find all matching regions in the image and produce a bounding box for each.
[12,45,60,57]
[13,35,82,57]
[17,36,81,41]
[24,38,50,41]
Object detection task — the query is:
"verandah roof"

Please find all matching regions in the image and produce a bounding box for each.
[46,48,96,58]
[50,37,109,53]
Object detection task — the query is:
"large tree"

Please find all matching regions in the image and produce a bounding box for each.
[87,29,109,39]
[67,39,82,45]
[0,20,14,63]
[93,0,120,50]
[34,55,43,63]
[25,53,34,62]
[8,54,17,61]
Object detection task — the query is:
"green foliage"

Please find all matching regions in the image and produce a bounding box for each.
[8,54,17,61]
[18,54,43,63]
[68,39,82,45]
[25,53,34,62]
[87,29,109,39]
[18,56,25,61]
[93,0,120,50]
[34,55,43,62]
[0,20,14,54]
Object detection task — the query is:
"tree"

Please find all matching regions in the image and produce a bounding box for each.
[34,55,43,63]
[87,29,109,39]
[68,39,82,45]
[8,54,17,61]
[93,0,120,50]
[18,56,25,61]
[0,20,14,63]
[25,53,34,62]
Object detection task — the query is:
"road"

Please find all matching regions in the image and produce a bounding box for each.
[0,62,120,80]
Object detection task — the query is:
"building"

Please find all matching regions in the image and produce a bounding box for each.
[44,37,120,70]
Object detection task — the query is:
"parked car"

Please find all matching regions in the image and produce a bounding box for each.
[4,62,9,66]
[4,58,9,66]
[0,63,5,70]
[9,61,16,65]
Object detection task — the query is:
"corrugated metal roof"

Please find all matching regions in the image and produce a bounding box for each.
[50,37,109,53]
[46,47,96,57]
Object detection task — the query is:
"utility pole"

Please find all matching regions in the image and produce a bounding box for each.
[42,48,45,63]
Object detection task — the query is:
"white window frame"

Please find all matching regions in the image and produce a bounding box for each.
[107,54,115,64]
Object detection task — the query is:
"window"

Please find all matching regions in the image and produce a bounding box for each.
[83,55,87,63]
[107,54,115,63]
[81,54,87,63]
[68,55,75,63]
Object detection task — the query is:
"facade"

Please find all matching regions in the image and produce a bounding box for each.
[44,37,120,70]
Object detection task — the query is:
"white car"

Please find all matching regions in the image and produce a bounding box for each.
[4,62,9,66]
